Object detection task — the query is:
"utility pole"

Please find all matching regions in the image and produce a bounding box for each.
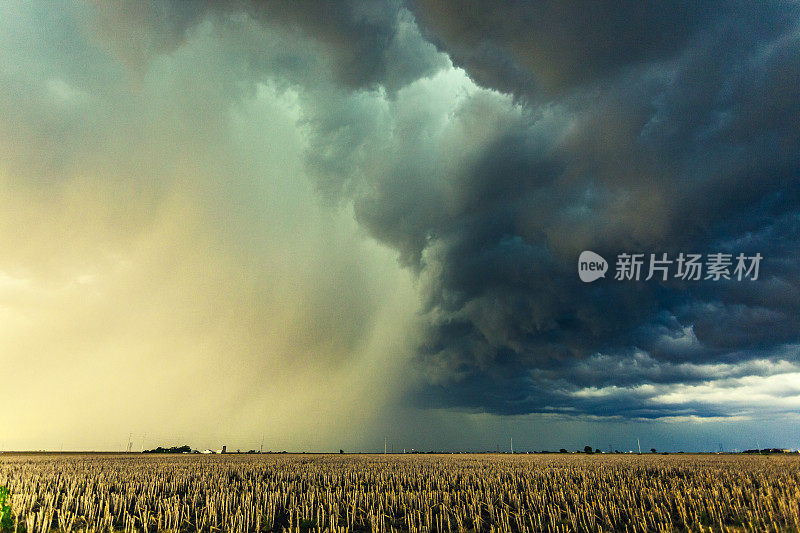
[260,436,264,454]
[637,439,641,455]
[127,433,133,453]
[384,437,387,455]
[510,438,513,454]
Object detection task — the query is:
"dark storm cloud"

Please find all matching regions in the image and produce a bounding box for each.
[408,1,795,97]
[85,1,800,420]
[306,2,800,418]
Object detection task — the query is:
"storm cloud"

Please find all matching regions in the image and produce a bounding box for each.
[298,1,800,418]
[1,1,799,451]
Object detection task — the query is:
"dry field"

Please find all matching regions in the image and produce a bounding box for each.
[0,452,799,532]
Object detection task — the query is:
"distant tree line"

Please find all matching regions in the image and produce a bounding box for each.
[143,445,192,454]
[743,448,797,454]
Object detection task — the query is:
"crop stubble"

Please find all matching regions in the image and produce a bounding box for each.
[1,453,798,532]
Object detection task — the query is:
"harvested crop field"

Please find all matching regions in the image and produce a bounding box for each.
[1,453,799,532]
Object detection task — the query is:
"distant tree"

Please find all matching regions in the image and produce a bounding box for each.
[584,446,593,454]
[651,448,657,453]
[595,449,601,454]
[339,449,344,454]
[559,449,568,454]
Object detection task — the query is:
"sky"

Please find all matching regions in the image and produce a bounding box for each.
[1,1,799,453]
